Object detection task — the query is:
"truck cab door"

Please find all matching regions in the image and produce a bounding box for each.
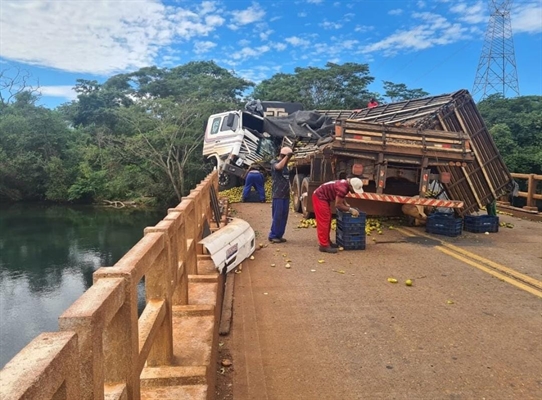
[202,112,242,161]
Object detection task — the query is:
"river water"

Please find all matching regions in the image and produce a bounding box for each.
[0,204,163,368]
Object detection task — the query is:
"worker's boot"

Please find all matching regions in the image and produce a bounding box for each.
[319,245,338,254]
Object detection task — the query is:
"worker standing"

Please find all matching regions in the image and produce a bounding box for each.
[312,178,364,253]
[268,147,293,243]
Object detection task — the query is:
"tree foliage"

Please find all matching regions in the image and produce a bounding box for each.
[478,95,542,174]
[382,81,429,103]
[253,62,376,109]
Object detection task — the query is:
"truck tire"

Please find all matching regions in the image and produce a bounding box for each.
[301,177,314,219]
[292,174,305,213]
[218,173,239,191]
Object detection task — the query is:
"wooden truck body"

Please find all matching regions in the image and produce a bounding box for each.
[293,90,512,217]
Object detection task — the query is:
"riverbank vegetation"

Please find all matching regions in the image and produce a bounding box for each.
[1,62,540,206]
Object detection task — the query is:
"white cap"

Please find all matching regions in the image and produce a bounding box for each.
[349,178,364,194]
[280,147,293,156]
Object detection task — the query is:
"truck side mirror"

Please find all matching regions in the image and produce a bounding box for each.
[226,113,235,127]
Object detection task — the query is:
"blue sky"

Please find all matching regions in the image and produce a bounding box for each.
[1,0,541,109]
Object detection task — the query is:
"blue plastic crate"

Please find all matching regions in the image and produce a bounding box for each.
[336,219,365,232]
[426,213,463,237]
[464,215,499,233]
[336,209,366,224]
[336,227,366,250]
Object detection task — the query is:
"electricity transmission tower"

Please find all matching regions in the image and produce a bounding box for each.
[472,0,520,100]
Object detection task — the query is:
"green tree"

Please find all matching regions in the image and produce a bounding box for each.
[382,81,429,102]
[478,95,542,174]
[114,98,210,202]
[0,92,77,201]
[253,62,375,109]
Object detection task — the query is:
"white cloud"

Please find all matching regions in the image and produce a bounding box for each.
[389,9,403,16]
[362,12,470,55]
[235,64,283,84]
[260,29,274,41]
[307,0,324,4]
[231,45,272,61]
[320,21,343,30]
[194,41,217,54]
[298,12,308,18]
[0,0,225,75]
[355,25,374,33]
[39,85,77,101]
[271,42,287,51]
[285,36,311,47]
[450,1,486,24]
[230,4,265,26]
[512,2,542,34]
[417,1,426,8]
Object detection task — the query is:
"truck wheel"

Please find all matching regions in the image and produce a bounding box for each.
[218,173,239,191]
[301,177,314,219]
[292,174,305,213]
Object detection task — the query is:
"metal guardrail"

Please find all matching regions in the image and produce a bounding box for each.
[0,172,220,400]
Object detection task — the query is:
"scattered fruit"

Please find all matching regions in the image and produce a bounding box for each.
[222,359,232,367]
[250,256,255,260]
[270,263,276,267]
[285,263,291,269]
[387,278,398,283]
[317,259,325,264]
[447,300,454,304]
[405,279,413,286]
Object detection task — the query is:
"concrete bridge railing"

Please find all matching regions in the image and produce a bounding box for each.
[0,171,221,400]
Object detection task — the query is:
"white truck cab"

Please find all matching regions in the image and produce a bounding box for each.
[202,102,303,190]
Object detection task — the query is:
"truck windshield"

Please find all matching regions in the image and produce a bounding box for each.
[257,138,276,158]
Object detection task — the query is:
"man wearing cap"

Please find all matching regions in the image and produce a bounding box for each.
[312,177,364,253]
[268,147,293,243]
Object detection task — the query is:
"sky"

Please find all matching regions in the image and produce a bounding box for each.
[0,0,541,109]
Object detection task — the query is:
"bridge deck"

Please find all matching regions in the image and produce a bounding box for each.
[220,203,542,399]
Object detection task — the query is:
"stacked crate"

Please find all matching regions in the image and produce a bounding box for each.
[426,212,463,237]
[464,215,499,233]
[335,210,366,250]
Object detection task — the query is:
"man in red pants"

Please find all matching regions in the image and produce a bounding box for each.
[312,178,364,253]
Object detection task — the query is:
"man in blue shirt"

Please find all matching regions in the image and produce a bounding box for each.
[268,146,293,243]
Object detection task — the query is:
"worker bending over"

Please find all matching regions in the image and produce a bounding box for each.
[312,178,364,253]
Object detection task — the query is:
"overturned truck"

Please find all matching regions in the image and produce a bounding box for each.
[203,90,513,217]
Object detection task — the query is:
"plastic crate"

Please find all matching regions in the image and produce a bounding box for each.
[463,215,499,233]
[336,219,365,232]
[426,212,463,237]
[336,209,366,224]
[336,227,366,250]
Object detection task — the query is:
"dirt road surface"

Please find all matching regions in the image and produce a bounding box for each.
[217,204,542,400]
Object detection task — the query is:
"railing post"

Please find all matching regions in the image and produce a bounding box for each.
[93,267,140,400]
[165,210,189,305]
[0,332,80,400]
[524,174,537,210]
[143,222,174,366]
